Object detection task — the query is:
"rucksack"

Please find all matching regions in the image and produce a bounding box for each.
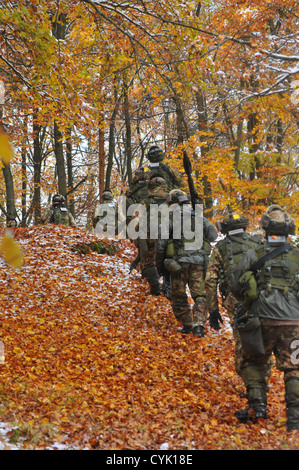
[50,206,70,225]
[217,232,263,299]
[147,162,182,190]
[246,242,299,300]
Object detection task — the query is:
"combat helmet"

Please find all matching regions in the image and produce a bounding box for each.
[147,145,165,163]
[52,194,65,205]
[261,205,296,236]
[167,189,189,205]
[216,210,249,234]
[101,189,113,201]
[7,218,17,227]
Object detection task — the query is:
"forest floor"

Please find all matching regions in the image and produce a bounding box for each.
[0,225,298,451]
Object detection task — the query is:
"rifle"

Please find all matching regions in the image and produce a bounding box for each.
[183,150,202,209]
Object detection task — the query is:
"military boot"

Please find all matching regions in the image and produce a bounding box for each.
[192,325,205,337]
[235,365,267,422]
[285,377,299,432]
[143,266,161,295]
[177,325,192,334]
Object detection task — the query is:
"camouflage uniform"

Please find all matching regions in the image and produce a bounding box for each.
[232,206,299,430]
[41,194,76,227]
[125,167,150,230]
[162,190,218,336]
[145,146,185,298]
[138,175,168,295]
[205,214,272,382]
[146,145,185,191]
[7,219,17,227]
[93,190,118,237]
[125,168,151,271]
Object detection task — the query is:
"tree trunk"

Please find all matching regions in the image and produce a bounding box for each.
[248,113,261,181]
[195,89,213,215]
[106,102,119,190]
[123,75,132,186]
[99,123,105,196]
[33,119,42,224]
[21,116,27,226]
[2,163,17,223]
[54,120,67,198]
[66,128,75,217]
[0,98,17,223]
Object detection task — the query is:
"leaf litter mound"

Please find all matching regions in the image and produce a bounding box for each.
[0,225,298,450]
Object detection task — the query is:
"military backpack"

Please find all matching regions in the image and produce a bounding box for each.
[50,206,70,225]
[217,232,263,300]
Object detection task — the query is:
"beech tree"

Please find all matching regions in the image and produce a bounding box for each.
[0,0,298,226]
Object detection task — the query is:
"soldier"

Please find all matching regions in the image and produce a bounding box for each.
[41,194,76,227]
[138,174,169,296]
[162,189,218,337]
[125,167,150,273]
[93,189,118,237]
[205,210,272,387]
[231,205,299,431]
[7,218,17,228]
[146,145,185,191]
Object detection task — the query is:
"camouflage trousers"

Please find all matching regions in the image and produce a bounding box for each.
[240,318,299,383]
[139,237,157,270]
[171,262,207,328]
[223,294,273,382]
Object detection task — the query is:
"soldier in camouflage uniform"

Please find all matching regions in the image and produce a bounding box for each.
[232,205,299,431]
[146,145,185,191]
[125,167,150,228]
[125,167,151,273]
[162,189,218,337]
[138,175,169,295]
[7,218,17,228]
[146,145,185,298]
[93,189,118,237]
[205,210,272,386]
[41,194,76,227]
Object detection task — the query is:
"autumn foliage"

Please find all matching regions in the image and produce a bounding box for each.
[0,225,298,450]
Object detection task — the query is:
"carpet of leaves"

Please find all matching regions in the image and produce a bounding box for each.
[0,225,298,450]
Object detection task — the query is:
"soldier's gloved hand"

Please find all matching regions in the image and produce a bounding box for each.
[209,309,223,330]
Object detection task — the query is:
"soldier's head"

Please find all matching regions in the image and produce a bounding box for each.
[166,189,189,205]
[261,205,296,237]
[216,210,249,234]
[7,218,17,228]
[147,145,165,163]
[52,194,65,206]
[101,189,113,201]
[132,166,150,184]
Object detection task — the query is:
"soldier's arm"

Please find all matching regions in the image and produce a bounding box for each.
[40,207,52,225]
[205,247,221,312]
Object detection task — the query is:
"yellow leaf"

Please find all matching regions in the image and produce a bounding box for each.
[0,230,23,269]
[0,127,14,164]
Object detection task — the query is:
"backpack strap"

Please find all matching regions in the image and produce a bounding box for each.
[250,242,291,273]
